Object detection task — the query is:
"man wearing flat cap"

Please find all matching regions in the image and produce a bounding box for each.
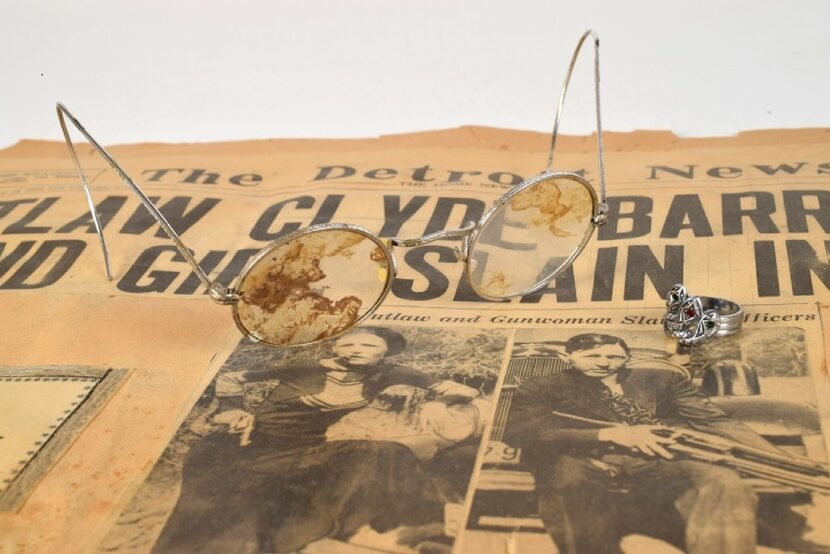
[505,333,777,554]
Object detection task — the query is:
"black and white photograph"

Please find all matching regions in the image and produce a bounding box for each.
[463,324,830,553]
[100,325,508,553]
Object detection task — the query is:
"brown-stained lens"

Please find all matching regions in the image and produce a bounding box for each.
[469,175,594,298]
[234,229,390,346]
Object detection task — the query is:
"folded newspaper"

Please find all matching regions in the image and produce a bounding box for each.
[1,126,829,553]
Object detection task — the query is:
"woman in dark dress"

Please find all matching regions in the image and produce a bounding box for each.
[153,327,479,553]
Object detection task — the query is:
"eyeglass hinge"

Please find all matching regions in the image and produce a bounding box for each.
[593,202,609,226]
[208,283,239,305]
[454,234,471,262]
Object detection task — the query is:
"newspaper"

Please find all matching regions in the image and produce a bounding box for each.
[0,126,829,553]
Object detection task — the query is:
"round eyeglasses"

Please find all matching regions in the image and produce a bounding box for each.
[57,30,609,348]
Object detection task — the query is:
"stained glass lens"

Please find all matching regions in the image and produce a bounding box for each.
[234,228,391,346]
[468,174,595,298]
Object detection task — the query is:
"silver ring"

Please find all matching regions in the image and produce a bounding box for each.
[663,283,743,347]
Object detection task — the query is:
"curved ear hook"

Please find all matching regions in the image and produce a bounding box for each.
[55,103,232,303]
[546,30,607,209]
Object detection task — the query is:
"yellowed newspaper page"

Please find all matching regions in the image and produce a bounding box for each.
[0,127,828,553]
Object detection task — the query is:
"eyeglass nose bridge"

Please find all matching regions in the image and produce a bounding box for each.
[387,221,477,263]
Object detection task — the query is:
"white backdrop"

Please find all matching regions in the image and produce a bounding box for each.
[1,1,829,148]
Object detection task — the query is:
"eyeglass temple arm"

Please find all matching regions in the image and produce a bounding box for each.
[546,30,607,209]
[56,103,232,303]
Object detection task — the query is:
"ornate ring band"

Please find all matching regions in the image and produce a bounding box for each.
[696,296,743,336]
[663,283,743,347]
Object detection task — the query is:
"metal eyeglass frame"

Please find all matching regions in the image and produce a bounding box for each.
[56,29,608,347]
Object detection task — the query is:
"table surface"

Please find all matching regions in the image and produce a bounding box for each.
[2,1,829,149]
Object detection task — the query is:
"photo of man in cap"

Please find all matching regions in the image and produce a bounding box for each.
[505,332,778,554]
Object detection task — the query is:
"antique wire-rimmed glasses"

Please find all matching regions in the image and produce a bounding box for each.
[57,29,609,348]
